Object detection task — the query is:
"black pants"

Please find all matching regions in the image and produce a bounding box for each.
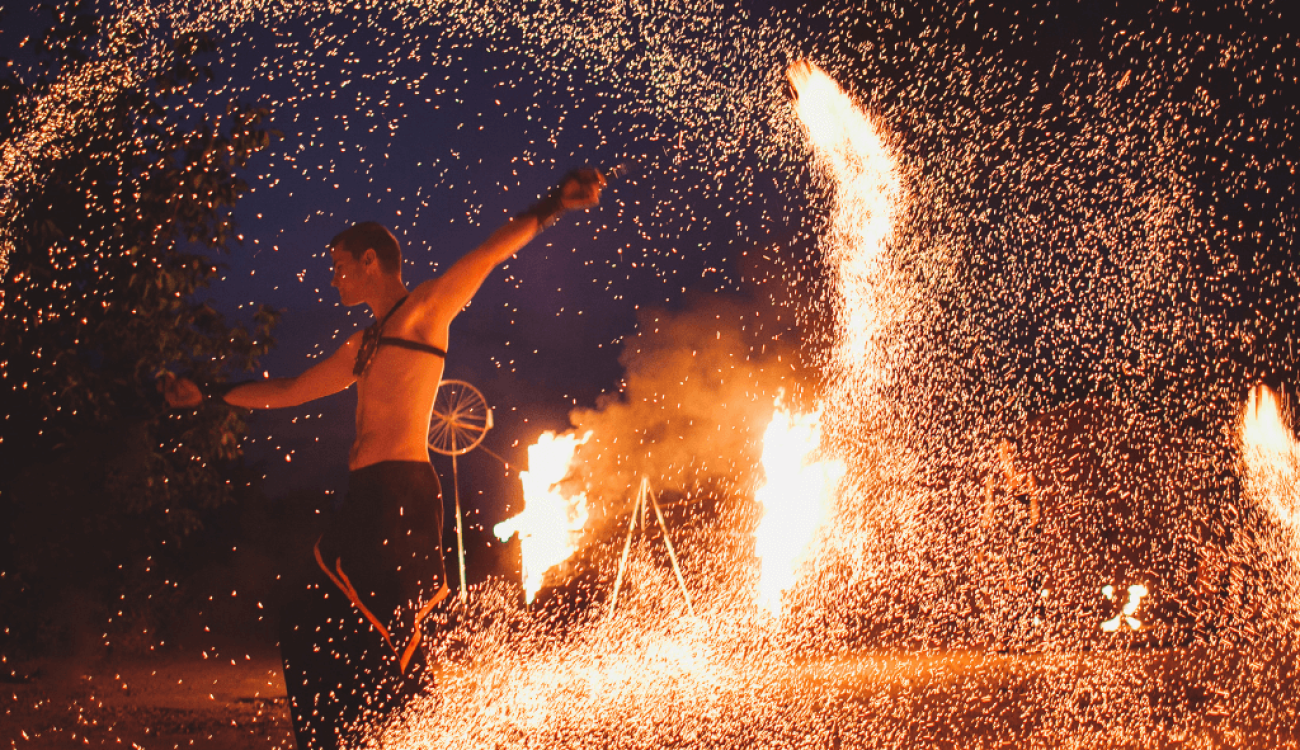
[280,461,446,749]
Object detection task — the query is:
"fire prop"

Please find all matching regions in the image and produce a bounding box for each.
[752,399,844,618]
[494,431,592,603]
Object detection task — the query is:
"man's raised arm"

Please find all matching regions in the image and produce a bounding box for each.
[162,331,362,409]
[419,169,604,318]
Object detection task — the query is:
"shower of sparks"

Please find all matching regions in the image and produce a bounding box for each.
[494,430,591,604]
[4,0,1300,746]
[786,60,902,408]
[0,0,806,280]
[1241,384,1300,615]
[752,397,844,618]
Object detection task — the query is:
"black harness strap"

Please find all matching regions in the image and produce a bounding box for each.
[377,337,447,359]
[354,295,410,376]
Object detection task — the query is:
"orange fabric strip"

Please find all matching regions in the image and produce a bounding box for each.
[398,582,450,674]
[313,538,450,675]
[313,539,396,653]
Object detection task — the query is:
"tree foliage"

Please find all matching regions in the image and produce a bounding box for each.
[0,4,280,647]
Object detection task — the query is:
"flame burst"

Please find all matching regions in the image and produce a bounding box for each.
[494,431,591,603]
[1242,385,1300,509]
[752,400,844,617]
[786,60,902,403]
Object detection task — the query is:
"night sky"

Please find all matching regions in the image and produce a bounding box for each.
[202,29,811,501]
[0,4,802,474]
[3,0,1297,589]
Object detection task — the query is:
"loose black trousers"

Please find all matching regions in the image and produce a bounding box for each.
[279,461,446,749]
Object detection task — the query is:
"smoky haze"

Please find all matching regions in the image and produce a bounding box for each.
[558,290,813,537]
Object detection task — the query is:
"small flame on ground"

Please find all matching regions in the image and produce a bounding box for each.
[494,431,592,603]
[1100,583,1149,632]
[1240,384,1300,615]
[753,399,845,617]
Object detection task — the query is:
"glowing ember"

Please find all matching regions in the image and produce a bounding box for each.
[752,399,845,617]
[1100,583,1149,632]
[494,431,591,603]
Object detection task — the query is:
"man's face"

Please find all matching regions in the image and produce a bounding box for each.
[330,247,367,306]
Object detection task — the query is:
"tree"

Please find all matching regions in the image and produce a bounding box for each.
[0,4,280,650]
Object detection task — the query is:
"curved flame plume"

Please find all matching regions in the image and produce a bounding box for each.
[787,60,902,400]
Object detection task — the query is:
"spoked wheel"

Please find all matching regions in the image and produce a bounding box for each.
[428,379,492,456]
[428,380,493,603]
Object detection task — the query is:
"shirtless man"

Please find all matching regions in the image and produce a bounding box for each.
[163,169,604,749]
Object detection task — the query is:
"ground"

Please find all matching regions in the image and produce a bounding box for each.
[2,643,1296,749]
[2,648,293,749]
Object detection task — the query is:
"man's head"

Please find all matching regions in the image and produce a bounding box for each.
[329,222,401,306]
[330,221,401,272]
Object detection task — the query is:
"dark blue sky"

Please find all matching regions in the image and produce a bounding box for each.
[3,0,1296,587]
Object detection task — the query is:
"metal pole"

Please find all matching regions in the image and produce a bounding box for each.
[608,480,644,616]
[452,453,468,602]
[647,482,695,618]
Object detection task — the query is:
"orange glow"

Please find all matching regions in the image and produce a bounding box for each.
[494,431,591,603]
[1241,385,1300,532]
[753,399,845,617]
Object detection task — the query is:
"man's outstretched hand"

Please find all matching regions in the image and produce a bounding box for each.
[159,373,203,408]
[559,169,606,211]
[518,168,606,228]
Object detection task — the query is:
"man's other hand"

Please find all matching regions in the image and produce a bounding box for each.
[159,373,203,408]
[559,169,605,211]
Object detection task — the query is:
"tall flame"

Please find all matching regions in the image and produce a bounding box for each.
[753,400,845,617]
[787,60,902,398]
[1242,385,1300,535]
[495,431,591,603]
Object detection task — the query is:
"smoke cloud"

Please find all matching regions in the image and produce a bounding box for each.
[559,290,811,534]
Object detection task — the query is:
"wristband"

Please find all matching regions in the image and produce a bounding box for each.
[517,170,583,228]
[516,189,566,228]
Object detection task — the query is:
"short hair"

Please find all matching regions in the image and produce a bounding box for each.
[330,222,401,274]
